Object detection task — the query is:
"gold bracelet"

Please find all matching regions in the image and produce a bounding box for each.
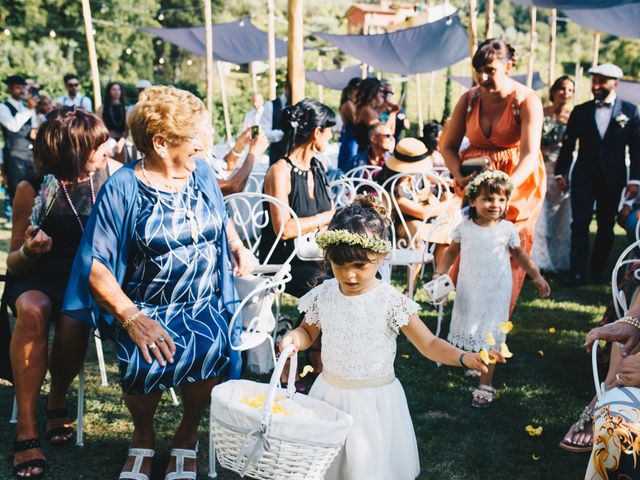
[122,311,143,330]
[617,316,640,330]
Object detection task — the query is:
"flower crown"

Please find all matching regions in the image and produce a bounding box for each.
[465,170,514,197]
[315,229,391,254]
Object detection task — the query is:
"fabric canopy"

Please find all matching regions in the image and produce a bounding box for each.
[306,65,363,90]
[315,13,469,75]
[449,72,546,91]
[513,0,640,8]
[138,17,288,64]
[566,3,640,38]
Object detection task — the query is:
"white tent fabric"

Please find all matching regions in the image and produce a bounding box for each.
[449,72,546,91]
[315,13,469,75]
[306,65,363,90]
[513,0,640,8]
[138,17,288,64]
[566,3,640,38]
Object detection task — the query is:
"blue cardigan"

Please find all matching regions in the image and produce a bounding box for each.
[62,159,242,378]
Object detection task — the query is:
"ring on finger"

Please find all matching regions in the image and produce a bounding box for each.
[148,342,157,350]
[616,373,621,381]
[157,336,165,343]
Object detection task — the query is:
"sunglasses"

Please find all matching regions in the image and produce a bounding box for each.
[378,133,394,138]
[384,91,394,96]
[67,83,79,87]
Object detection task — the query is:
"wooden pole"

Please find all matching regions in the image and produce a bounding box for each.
[592,31,601,68]
[216,61,233,143]
[416,74,424,133]
[81,0,102,110]
[317,56,323,104]
[203,0,215,115]
[526,7,537,88]
[250,62,258,94]
[267,0,277,100]
[485,0,495,39]
[548,8,557,87]
[468,0,478,80]
[288,0,305,104]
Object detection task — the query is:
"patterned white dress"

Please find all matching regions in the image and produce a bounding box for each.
[447,217,521,351]
[299,279,421,480]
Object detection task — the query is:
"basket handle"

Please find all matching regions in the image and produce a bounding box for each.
[592,340,605,402]
[261,343,298,424]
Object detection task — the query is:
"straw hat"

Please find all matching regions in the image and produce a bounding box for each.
[385,137,433,173]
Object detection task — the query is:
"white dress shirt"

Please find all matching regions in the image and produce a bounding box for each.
[55,93,93,112]
[259,94,286,144]
[242,106,264,132]
[0,97,36,133]
[595,92,616,139]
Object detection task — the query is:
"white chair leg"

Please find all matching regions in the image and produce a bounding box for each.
[208,394,217,479]
[169,387,179,406]
[94,332,108,387]
[435,303,444,339]
[76,367,85,447]
[10,395,18,423]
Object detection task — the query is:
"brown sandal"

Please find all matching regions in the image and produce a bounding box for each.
[559,405,594,453]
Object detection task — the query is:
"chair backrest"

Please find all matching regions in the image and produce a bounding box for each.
[244,171,266,194]
[329,177,392,212]
[224,192,302,267]
[381,171,455,253]
[611,239,640,318]
[344,165,383,180]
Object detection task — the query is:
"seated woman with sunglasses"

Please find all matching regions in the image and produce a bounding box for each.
[344,122,396,174]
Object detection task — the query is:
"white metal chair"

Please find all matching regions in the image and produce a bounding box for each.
[330,177,392,212]
[611,239,640,319]
[243,171,266,194]
[344,165,382,180]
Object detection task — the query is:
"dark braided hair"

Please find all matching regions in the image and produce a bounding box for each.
[324,194,392,265]
[281,98,336,157]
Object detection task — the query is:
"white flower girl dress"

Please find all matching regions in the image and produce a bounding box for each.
[299,278,421,480]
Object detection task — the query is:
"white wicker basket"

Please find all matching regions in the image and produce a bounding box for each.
[210,344,353,479]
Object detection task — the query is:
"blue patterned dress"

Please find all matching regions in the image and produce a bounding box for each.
[115,175,231,394]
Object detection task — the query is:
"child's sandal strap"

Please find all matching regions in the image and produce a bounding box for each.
[14,437,41,452]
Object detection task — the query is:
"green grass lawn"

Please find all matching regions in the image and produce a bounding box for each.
[0,225,624,479]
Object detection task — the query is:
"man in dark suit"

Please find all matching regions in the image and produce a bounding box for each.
[555,64,640,285]
[260,79,291,164]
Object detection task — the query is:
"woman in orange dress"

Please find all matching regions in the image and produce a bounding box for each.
[441,39,545,315]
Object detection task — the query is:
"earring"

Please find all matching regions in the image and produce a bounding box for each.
[311,143,321,154]
[159,150,167,159]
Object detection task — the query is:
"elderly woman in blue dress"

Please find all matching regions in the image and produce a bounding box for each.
[63,86,253,480]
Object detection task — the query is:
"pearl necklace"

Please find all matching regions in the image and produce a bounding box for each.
[59,173,95,232]
[140,160,200,243]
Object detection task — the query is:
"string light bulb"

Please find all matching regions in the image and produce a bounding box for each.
[125,47,132,55]
[159,57,165,65]
[3,28,10,36]
[158,13,165,21]
[49,30,56,38]
[187,59,193,66]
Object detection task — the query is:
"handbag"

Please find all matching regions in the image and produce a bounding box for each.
[294,230,324,262]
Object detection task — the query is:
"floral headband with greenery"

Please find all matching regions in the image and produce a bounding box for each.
[465,170,514,197]
[315,229,392,254]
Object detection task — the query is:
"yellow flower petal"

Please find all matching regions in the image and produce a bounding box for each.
[299,365,315,378]
[485,332,496,346]
[548,327,556,334]
[480,349,490,364]
[538,350,544,357]
[498,321,514,334]
[525,424,543,436]
[500,342,514,359]
[400,354,410,359]
[532,454,540,460]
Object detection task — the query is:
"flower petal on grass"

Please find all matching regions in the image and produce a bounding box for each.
[548,327,557,334]
[299,365,315,378]
[538,350,544,357]
[498,321,513,334]
[525,425,543,436]
[532,454,540,460]
[400,354,410,359]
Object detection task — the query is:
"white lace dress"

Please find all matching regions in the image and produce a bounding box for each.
[447,217,520,351]
[299,279,421,480]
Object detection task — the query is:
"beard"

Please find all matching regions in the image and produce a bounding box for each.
[592,87,611,101]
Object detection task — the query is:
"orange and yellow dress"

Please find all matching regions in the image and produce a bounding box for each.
[453,83,546,314]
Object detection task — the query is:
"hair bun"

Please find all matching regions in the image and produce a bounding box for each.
[353,194,392,229]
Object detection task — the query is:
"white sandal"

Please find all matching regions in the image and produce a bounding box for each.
[119,447,155,480]
[164,442,198,480]
[471,385,496,408]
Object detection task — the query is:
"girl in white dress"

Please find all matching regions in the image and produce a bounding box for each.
[434,171,551,408]
[279,195,501,480]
